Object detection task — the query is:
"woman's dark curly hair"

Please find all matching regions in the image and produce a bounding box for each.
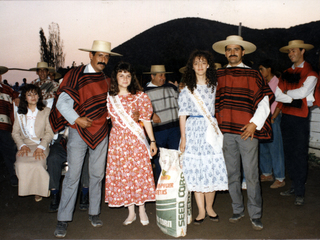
[18,84,45,114]
[183,50,217,93]
[109,62,143,96]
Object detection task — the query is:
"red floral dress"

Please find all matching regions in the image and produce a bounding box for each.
[105,91,156,207]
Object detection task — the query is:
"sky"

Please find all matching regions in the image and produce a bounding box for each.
[1,0,320,85]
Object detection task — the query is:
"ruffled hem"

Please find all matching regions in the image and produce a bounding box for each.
[186,184,229,193]
[105,198,156,207]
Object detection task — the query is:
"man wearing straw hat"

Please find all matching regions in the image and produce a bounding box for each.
[213,35,274,230]
[0,66,19,187]
[144,65,180,183]
[50,40,121,238]
[275,40,318,206]
[30,62,59,107]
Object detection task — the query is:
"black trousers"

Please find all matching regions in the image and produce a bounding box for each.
[280,112,310,197]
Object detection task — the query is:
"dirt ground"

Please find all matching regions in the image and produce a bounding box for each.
[1,158,320,240]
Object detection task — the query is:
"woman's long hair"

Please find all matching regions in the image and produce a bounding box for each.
[18,84,45,114]
[183,50,217,93]
[109,62,143,96]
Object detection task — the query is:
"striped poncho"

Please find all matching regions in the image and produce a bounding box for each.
[215,67,274,140]
[49,65,109,149]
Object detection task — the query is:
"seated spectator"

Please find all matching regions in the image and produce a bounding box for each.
[12,84,54,201]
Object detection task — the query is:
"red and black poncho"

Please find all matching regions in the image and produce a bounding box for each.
[215,67,274,140]
[50,65,110,149]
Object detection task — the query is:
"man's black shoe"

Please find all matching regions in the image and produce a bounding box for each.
[250,218,263,230]
[79,191,89,211]
[49,192,60,213]
[229,212,245,223]
[280,188,295,196]
[294,196,305,206]
[54,221,67,238]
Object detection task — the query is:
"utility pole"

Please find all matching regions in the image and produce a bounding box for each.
[238,22,242,36]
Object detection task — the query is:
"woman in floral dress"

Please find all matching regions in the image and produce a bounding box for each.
[179,50,228,225]
[105,62,157,226]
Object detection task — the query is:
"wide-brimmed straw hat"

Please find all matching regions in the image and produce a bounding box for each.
[0,66,8,75]
[79,40,122,56]
[143,65,173,74]
[279,40,314,53]
[212,35,256,54]
[48,67,62,80]
[29,62,49,71]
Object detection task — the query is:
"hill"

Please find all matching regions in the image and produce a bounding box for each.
[104,17,320,83]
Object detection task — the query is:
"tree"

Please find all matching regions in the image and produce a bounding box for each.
[39,22,65,70]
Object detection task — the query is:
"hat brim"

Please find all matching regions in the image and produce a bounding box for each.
[29,67,49,71]
[143,71,173,74]
[0,66,9,75]
[212,40,256,54]
[279,44,314,53]
[78,48,122,56]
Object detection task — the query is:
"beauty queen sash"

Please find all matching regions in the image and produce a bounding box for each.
[17,113,41,145]
[108,94,151,158]
[187,88,223,152]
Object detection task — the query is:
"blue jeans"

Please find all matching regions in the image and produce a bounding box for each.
[259,114,285,181]
[153,127,180,181]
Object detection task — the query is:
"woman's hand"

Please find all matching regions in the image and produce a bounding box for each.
[33,148,46,160]
[150,142,158,157]
[17,145,31,157]
[180,138,186,153]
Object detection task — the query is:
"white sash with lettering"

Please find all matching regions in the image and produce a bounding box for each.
[187,88,223,151]
[17,113,41,145]
[108,94,151,158]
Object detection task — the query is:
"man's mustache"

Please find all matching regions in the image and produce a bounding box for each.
[98,62,106,66]
[229,55,238,58]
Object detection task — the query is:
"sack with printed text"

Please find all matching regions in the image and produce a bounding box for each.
[156,148,192,238]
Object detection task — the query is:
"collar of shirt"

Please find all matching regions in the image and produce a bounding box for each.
[27,107,38,117]
[226,62,250,68]
[291,61,305,70]
[85,64,97,74]
[147,82,158,87]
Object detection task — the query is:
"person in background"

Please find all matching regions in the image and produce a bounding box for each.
[0,66,19,186]
[12,84,54,202]
[213,35,274,230]
[19,78,27,90]
[258,59,285,189]
[105,62,157,226]
[30,62,59,108]
[143,65,180,183]
[179,50,228,225]
[12,82,20,92]
[276,40,319,206]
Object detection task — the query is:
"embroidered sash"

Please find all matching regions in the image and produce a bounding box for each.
[17,113,41,145]
[108,94,151,158]
[187,88,223,151]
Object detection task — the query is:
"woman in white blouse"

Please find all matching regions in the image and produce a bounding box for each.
[12,84,54,202]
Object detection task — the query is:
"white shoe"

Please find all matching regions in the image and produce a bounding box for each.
[123,214,136,225]
[140,217,149,226]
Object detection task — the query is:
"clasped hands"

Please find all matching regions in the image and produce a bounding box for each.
[17,145,46,160]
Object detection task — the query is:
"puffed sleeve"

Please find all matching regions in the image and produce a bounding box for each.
[138,92,153,121]
[178,87,191,116]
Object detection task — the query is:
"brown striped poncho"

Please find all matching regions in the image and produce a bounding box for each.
[49,65,110,149]
[215,67,274,140]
